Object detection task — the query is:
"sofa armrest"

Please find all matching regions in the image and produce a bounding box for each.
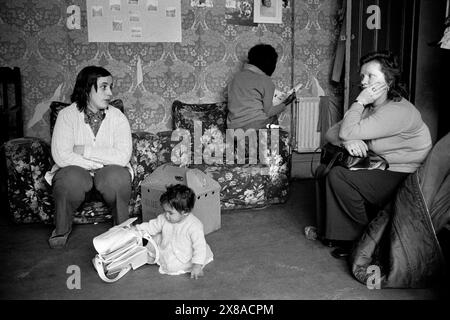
[257,128,291,178]
[156,130,180,164]
[274,128,291,169]
[4,137,54,223]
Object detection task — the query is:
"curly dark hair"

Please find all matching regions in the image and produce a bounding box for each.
[248,43,278,76]
[160,184,196,213]
[70,66,112,112]
[359,51,407,102]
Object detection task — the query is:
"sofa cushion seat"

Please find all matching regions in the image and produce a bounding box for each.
[190,162,290,209]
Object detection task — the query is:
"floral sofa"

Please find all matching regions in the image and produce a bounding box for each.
[4,100,292,224]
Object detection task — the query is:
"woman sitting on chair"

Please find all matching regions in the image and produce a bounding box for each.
[322,51,432,259]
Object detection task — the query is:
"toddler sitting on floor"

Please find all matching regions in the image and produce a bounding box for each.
[134,184,213,279]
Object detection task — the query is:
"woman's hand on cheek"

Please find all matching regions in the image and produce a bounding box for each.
[356,82,388,106]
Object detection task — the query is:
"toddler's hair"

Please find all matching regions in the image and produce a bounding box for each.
[160,184,196,213]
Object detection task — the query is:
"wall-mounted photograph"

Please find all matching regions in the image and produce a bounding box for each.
[225,0,257,26]
[191,0,214,8]
[254,0,282,24]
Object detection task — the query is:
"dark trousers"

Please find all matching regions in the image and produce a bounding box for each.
[52,165,132,235]
[322,166,409,241]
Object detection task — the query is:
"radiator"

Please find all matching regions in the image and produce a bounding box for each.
[293,97,321,152]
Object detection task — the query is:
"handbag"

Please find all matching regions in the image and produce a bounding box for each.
[312,142,389,177]
[92,217,159,283]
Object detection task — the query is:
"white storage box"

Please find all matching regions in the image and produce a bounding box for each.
[141,164,221,235]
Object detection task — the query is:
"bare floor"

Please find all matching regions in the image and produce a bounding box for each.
[0,180,446,300]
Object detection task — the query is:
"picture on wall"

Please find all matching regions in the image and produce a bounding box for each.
[147,0,158,11]
[86,0,181,42]
[225,0,258,26]
[191,0,214,7]
[253,0,282,24]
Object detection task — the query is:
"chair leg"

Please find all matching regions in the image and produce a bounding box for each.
[0,145,9,218]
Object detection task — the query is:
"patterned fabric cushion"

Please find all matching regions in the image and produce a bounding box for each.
[172,100,227,134]
[4,137,54,224]
[128,131,174,217]
[49,99,124,137]
[190,163,290,210]
[171,100,291,168]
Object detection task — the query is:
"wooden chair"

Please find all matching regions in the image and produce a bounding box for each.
[0,67,23,144]
[0,67,23,217]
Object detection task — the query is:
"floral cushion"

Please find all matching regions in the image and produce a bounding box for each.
[128,131,174,217]
[171,100,291,169]
[169,126,291,168]
[172,100,227,134]
[191,162,290,210]
[4,137,54,224]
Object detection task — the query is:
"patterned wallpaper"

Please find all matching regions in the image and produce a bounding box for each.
[0,0,343,142]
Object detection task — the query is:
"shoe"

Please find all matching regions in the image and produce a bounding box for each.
[48,228,71,249]
[321,239,354,248]
[321,239,335,247]
[330,247,351,259]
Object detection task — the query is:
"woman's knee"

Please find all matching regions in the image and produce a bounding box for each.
[327,166,347,188]
[53,166,93,192]
[95,165,131,191]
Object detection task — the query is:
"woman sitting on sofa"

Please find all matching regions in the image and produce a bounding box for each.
[227,43,296,130]
[45,66,133,249]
